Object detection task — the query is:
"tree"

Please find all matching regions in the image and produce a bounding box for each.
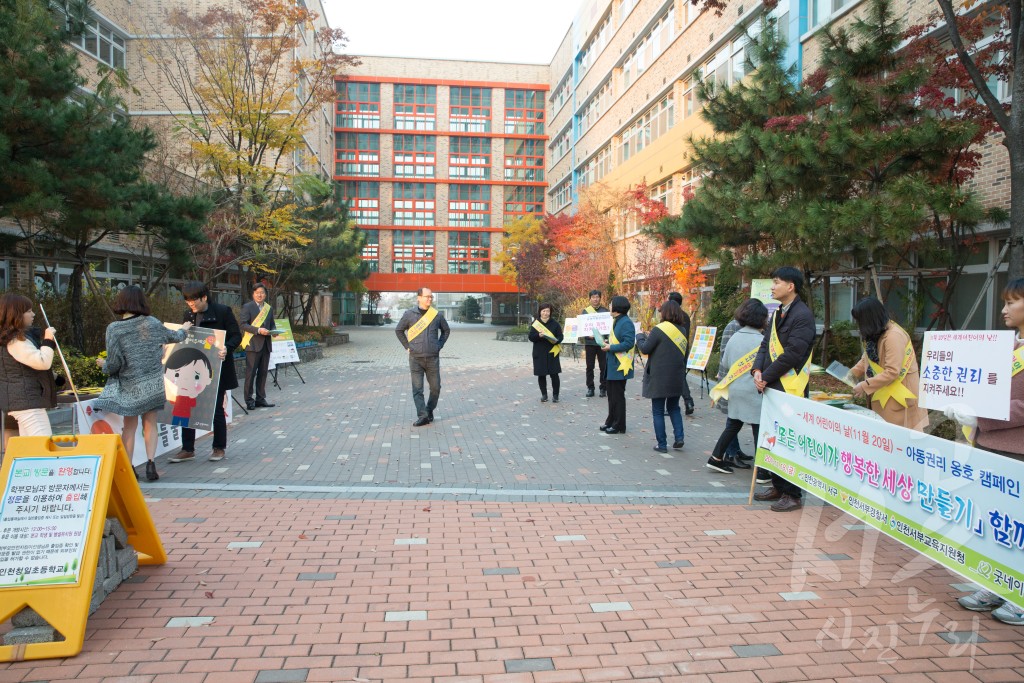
[460,295,482,321]
[544,187,620,305]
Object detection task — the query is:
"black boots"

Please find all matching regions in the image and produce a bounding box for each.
[684,397,695,415]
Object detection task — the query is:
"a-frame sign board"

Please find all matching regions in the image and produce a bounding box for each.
[0,435,166,661]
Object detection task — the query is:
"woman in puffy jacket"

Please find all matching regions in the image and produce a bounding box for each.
[0,293,58,443]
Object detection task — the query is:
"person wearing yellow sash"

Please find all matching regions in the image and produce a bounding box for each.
[947,277,1024,626]
[706,299,769,474]
[580,290,609,398]
[396,288,451,427]
[849,297,927,431]
[239,283,276,411]
[528,303,563,403]
[599,296,635,435]
[666,292,696,415]
[752,266,816,513]
[635,300,688,453]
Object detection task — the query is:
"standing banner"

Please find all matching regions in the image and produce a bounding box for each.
[918,330,1015,420]
[751,279,780,316]
[156,325,225,432]
[269,318,300,369]
[756,388,1024,607]
[577,312,613,338]
[562,318,580,344]
[686,325,717,370]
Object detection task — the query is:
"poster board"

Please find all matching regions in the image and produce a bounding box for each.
[918,330,1015,420]
[155,326,226,432]
[686,326,717,370]
[577,312,613,338]
[269,318,300,368]
[562,318,580,344]
[751,278,781,316]
[756,389,1024,608]
[0,435,165,661]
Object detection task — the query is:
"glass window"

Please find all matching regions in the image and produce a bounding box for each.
[449,185,491,227]
[449,87,492,132]
[394,84,437,130]
[449,137,491,179]
[393,183,436,226]
[393,135,436,177]
[335,133,380,176]
[504,89,545,135]
[340,181,380,225]
[336,82,381,129]
[360,228,379,272]
[504,186,544,222]
[71,15,127,70]
[392,230,435,273]
[503,139,545,181]
[617,93,674,165]
[447,231,491,274]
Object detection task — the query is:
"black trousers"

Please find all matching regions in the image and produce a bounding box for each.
[680,371,693,403]
[244,346,271,402]
[771,472,803,498]
[182,386,228,451]
[711,418,759,458]
[538,375,560,396]
[585,344,607,391]
[604,379,627,431]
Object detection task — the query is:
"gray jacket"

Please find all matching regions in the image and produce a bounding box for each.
[396,307,450,357]
[720,326,764,424]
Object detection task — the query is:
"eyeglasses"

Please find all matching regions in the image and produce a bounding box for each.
[418,294,433,299]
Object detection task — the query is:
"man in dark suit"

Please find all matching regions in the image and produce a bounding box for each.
[580,290,608,398]
[240,283,275,410]
[751,266,816,512]
[169,281,242,463]
[667,291,695,415]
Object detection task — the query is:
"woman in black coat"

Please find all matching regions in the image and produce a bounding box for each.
[635,300,688,453]
[528,303,563,402]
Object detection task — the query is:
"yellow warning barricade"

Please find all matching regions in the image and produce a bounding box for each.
[0,435,165,661]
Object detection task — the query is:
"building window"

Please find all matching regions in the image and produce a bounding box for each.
[340,182,380,225]
[550,128,571,161]
[622,8,675,91]
[393,230,435,273]
[577,80,612,135]
[504,186,544,222]
[813,0,855,28]
[504,139,545,181]
[702,34,750,91]
[618,93,674,165]
[682,78,697,119]
[449,137,491,179]
[449,185,491,227]
[619,0,637,25]
[360,229,379,272]
[551,78,571,114]
[393,183,435,226]
[394,84,436,130]
[335,133,380,176]
[336,82,381,129]
[679,170,699,207]
[393,135,436,177]
[71,15,126,69]
[549,178,572,211]
[576,14,611,78]
[447,231,491,274]
[450,86,492,132]
[504,90,545,135]
[649,178,674,214]
[595,146,611,182]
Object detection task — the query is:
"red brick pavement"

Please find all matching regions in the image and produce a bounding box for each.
[2,497,1021,682]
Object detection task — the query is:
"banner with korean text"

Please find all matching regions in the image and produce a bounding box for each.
[756,389,1024,607]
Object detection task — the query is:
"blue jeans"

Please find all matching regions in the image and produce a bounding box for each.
[409,355,441,418]
[651,397,683,449]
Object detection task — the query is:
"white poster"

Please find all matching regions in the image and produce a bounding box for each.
[687,326,717,370]
[0,455,100,587]
[562,318,580,344]
[918,331,1015,420]
[268,318,300,369]
[577,312,613,337]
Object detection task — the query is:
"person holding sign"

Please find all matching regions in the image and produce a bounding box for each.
[707,299,769,473]
[949,277,1024,625]
[240,283,275,411]
[396,287,451,427]
[849,297,928,431]
[580,290,609,398]
[635,300,688,453]
[752,267,816,512]
[599,296,635,435]
[528,303,563,403]
[95,286,190,482]
[0,294,59,442]
[667,292,696,415]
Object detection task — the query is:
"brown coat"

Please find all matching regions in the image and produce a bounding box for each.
[851,323,929,432]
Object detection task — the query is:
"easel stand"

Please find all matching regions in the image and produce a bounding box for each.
[231,394,249,416]
[692,369,712,398]
[271,362,305,390]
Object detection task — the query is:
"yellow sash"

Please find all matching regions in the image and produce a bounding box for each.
[964,345,1024,444]
[609,324,634,373]
[710,347,758,405]
[241,302,271,350]
[864,325,916,409]
[531,320,561,356]
[769,311,811,396]
[655,321,687,357]
[406,306,438,342]
[585,305,597,314]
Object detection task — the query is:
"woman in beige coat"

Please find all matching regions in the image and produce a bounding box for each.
[850,297,928,431]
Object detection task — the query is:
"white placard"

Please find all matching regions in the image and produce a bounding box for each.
[268,318,300,369]
[918,331,1015,421]
[577,312,613,337]
[562,318,580,344]
[0,455,100,587]
[686,326,717,370]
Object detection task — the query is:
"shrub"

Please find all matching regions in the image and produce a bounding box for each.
[54,352,108,391]
[825,321,863,367]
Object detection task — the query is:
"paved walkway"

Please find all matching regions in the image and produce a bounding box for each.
[1,327,1021,682]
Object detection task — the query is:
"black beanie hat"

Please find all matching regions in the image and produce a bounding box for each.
[610,296,630,314]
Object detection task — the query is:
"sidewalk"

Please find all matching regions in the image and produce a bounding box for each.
[1,328,1020,682]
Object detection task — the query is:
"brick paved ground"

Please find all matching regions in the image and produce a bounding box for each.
[2,327,1021,682]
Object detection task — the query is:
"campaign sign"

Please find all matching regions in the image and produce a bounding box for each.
[751,278,780,316]
[157,326,226,432]
[686,325,717,370]
[577,312,613,338]
[0,455,100,587]
[562,318,580,344]
[269,318,300,368]
[918,331,1015,421]
[757,389,1024,607]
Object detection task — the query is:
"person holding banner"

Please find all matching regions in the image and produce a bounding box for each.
[599,296,635,435]
[528,303,563,403]
[667,292,696,415]
[580,290,609,398]
[635,299,688,453]
[396,287,451,427]
[0,294,59,441]
[707,299,769,473]
[240,283,275,411]
[752,267,816,512]
[949,277,1024,625]
[95,286,190,482]
[849,297,928,431]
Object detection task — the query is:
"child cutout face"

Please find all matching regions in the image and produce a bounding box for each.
[165,359,213,398]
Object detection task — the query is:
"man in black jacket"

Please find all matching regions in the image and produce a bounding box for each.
[395,288,451,427]
[580,290,608,398]
[752,266,816,512]
[667,291,695,415]
[169,281,242,463]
